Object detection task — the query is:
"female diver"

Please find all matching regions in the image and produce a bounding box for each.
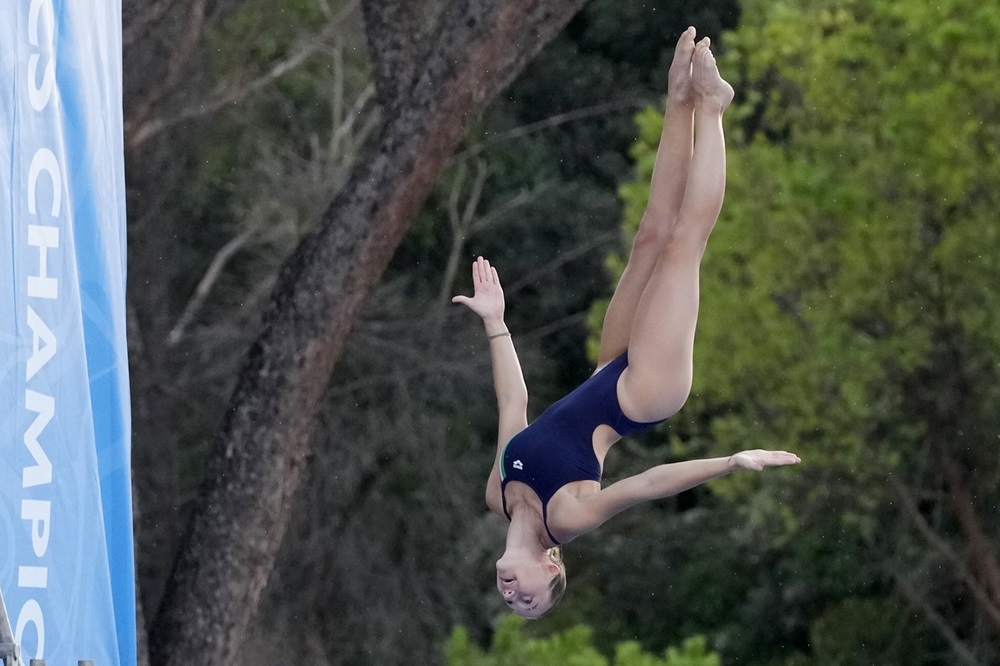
[453,29,800,618]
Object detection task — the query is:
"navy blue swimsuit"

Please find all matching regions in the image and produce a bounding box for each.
[500,352,664,544]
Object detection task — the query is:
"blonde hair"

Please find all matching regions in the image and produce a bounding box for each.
[544,546,567,613]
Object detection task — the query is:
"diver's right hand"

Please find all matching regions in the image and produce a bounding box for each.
[452,256,506,326]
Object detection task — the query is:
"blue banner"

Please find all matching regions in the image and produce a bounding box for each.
[0,0,135,664]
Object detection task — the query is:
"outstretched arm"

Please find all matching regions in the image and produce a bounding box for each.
[453,257,528,514]
[564,450,801,535]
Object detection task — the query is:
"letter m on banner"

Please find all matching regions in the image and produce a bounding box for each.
[1,0,136,664]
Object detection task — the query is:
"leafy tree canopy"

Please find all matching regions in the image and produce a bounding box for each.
[446,615,720,666]
[606,0,1000,662]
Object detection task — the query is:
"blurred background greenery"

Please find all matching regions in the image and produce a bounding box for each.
[124,0,1000,663]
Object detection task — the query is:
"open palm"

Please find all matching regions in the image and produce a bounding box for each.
[729,450,801,472]
[452,256,505,323]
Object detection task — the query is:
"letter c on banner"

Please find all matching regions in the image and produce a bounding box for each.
[15,599,45,659]
[28,149,62,217]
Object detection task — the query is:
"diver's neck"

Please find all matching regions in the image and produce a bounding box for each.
[505,503,548,553]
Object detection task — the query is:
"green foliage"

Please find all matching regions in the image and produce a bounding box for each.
[607,0,1000,662]
[711,0,1000,488]
[446,616,720,666]
[210,0,326,72]
[807,597,923,665]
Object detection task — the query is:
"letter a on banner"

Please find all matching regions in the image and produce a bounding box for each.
[0,0,136,664]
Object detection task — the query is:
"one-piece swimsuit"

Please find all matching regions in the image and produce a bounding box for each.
[500,352,664,544]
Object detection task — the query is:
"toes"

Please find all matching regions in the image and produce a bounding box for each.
[674,27,697,59]
[694,39,716,67]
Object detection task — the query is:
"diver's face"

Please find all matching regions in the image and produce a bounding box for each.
[496,555,554,618]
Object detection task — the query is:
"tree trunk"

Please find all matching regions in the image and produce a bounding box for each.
[360,0,431,116]
[148,0,586,663]
[941,451,1000,632]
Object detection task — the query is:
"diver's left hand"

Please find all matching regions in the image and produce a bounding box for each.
[728,450,801,472]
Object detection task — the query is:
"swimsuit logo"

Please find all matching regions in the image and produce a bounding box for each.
[512,460,523,470]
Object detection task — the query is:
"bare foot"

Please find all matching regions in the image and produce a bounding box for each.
[692,38,734,112]
[667,26,697,107]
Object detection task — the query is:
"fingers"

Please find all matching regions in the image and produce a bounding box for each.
[471,256,499,285]
[759,450,801,467]
[481,257,497,284]
[473,256,485,283]
[735,449,801,472]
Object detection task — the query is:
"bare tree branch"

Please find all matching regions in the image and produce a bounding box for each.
[472,181,554,234]
[450,97,652,164]
[125,0,207,147]
[436,158,488,317]
[895,572,985,666]
[305,82,379,190]
[331,310,588,398]
[126,7,360,151]
[166,227,257,348]
[362,223,610,340]
[167,0,206,86]
[508,230,618,294]
[941,451,1000,611]
[123,0,178,50]
[329,86,380,168]
[888,473,1000,630]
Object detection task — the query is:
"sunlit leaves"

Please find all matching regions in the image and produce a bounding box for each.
[607,0,1000,660]
[447,616,720,666]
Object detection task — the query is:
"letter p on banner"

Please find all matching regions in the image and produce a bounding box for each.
[1,0,136,664]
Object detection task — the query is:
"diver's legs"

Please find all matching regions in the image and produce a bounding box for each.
[617,39,733,422]
[596,28,697,366]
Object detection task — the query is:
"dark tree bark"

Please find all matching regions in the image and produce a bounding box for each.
[941,452,1000,631]
[148,0,587,663]
[360,0,430,115]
